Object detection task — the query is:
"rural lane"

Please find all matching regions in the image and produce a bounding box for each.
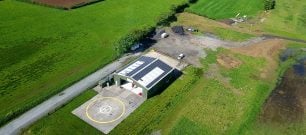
[0,53,140,135]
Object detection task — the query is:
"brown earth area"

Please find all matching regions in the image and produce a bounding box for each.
[33,0,91,9]
[259,61,306,123]
[230,39,285,80]
[217,54,242,69]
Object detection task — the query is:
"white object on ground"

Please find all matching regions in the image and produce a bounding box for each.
[161,33,169,38]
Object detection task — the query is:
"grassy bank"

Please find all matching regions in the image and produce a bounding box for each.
[0,0,186,125]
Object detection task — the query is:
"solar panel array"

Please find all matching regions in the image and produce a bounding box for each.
[116,56,174,90]
[118,56,155,76]
[137,67,164,87]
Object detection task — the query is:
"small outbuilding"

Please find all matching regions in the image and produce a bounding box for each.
[113,56,177,98]
[171,26,184,35]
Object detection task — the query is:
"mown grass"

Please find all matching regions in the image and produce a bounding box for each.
[22,90,99,135]
[187,0,264,19]
[0,0,187,125]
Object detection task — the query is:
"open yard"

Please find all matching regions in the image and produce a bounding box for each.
[0,0,186,126]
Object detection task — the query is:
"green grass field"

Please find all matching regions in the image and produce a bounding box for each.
[23,90,99,135]
[260,0,306,40]
[0,0,186,125]
[187,0,264,19]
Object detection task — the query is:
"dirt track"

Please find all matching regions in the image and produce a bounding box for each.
[34,0,91,9]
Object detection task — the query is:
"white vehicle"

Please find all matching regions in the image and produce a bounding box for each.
[177,53,185,60]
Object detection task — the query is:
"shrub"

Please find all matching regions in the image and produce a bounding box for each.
[114,26,154,56]
[264,0,276,10]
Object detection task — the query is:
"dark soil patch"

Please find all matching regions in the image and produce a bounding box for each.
[259,61,306,123]
[219,19,235,25]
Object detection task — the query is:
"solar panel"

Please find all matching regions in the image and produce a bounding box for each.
[132,60,173,89]
[138,67,164,86]
[117,56,155,76]
[118,61,144,76]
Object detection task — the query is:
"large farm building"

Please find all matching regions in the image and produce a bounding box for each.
[113,55,178,98]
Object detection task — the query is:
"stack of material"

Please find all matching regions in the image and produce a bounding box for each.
[171,26,184,35]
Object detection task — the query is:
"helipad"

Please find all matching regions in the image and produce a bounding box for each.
[85,97,125,124]
[72,86,145,134]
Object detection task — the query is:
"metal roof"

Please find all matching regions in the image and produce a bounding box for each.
[116,56,174,90]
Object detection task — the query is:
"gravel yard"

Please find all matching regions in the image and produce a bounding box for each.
[151,29,265,67]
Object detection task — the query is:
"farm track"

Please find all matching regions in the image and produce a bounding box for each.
[262,34,306,44]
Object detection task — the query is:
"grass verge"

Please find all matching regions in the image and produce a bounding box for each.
[23,90,99,135]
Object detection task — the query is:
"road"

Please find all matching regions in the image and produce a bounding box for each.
[0,53,140,135]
